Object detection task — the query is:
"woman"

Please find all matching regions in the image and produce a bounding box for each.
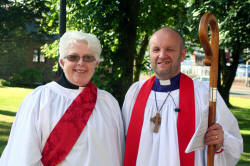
[0,31,124,166]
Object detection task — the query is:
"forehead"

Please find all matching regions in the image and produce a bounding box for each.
[149,30,181,48]
[67,41,94,55]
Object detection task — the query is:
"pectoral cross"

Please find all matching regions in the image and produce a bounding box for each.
[150,112,161,133]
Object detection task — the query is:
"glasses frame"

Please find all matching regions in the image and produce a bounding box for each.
[64,55,96,63]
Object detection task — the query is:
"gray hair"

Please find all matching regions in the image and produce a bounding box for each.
[59,30,102,62]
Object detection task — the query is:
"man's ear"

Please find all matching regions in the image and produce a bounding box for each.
[181,48,187,62]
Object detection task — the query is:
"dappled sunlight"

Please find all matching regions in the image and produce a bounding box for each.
[0,114,15,123]
[240,152,250,162]
[240,130,250,135]
[238,134,250,165]
[229,97,250,165]
[0,121,12,156]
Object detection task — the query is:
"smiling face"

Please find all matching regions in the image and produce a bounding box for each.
[149,28,186,80]
[59,41,98,86]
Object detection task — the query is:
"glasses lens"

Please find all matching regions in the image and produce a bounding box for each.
[66,55,79,62]
[65,55,96,62]
[83,56,96,62]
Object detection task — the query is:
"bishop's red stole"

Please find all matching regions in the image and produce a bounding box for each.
[124,73,195,166]
[41,81,97,166]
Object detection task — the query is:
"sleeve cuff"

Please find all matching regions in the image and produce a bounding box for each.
[215,148,224,154]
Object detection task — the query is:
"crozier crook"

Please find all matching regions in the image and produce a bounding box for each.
[198,12,219,166]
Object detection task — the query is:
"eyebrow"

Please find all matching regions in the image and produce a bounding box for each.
[68,53,94,57]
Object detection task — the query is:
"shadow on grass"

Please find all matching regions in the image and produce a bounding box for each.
[242,134,250,153]
[237,134,250,166]
[0,139,8,157]
[231,105,250,165]
[0,121,12,156]
[0,109,16,117]
[231,107,250,131]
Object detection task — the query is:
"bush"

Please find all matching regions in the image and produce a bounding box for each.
[0,78,10,87]
[8,67,42,87]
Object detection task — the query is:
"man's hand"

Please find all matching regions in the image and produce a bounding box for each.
[205,123,224,150]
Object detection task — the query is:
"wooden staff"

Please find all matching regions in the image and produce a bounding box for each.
[198,13,219,166]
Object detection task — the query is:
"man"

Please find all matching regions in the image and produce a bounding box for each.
[122,27,243,166]
[0,31,124,166]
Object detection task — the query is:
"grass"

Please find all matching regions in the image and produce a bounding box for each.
[0,86,249,165]
[230,97,250,166]
[0,86,33,153]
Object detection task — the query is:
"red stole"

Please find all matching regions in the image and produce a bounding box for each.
[124,73,195,166]
[41,81,97,166]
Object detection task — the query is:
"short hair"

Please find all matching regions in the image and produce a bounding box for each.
[150,27,185,50]
[59,30,102,62]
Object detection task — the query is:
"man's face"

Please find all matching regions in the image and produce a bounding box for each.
[149,29,186,80]
[60,41,98,86]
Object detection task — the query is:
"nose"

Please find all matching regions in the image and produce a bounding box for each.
[159,50,167,58]
[77,57,86,65]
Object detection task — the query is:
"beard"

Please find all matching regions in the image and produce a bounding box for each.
[153,54,183,80]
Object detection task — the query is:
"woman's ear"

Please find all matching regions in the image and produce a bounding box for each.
[59,59,64,68]
[95,61,99,67]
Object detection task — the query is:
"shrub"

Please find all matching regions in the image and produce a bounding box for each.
[0,78,10,87]
[8,67,42,87]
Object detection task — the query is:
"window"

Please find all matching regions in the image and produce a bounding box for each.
[32,48,45,63]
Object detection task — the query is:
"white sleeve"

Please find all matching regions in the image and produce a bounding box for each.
[97,89,125,166]
[214,92,243,166]
[109,93,125,165]
[0,88,43,166]
[193,81,243,166]
[122,81,144,135]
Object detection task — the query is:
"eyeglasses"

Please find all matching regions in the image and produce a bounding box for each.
[65,55,96,62]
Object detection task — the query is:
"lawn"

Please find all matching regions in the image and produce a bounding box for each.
[0,86,249,165]
[230,97,250,165]
[0,86,33,154]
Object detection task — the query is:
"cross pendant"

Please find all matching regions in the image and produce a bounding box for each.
[150,112,161,133]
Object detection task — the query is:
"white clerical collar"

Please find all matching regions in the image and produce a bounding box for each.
[152,73,180,92]
[159,79,171,86]
[79,87,85,90]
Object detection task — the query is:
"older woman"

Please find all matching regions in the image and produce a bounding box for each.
[0,31,124,166]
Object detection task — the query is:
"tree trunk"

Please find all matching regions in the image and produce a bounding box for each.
[133,33,149,82]
[112,0,139,105]
[218,47,241,107]
[57,0,66,77]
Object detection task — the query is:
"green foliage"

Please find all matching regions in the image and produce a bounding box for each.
[0,79,9,87]
[187,0,250,58]
[0,0,52,39]
[8,67,42,87]
[41,0,189,104]
[0,0,58,84]
[41,40,59,72]
[186,0,250,106]
[0,29,30,80]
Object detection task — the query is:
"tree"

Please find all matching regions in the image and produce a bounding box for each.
[0,0,51,40]
[42,0,188,104]
[0,0,56,81]
[187,0,250,106]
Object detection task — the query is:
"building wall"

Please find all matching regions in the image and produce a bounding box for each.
[0,37,55,84]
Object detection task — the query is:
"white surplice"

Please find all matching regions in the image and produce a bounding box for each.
[122,80,243,166]
[0,82,124,166]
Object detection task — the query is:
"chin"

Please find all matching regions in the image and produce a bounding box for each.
[75,82,88,87]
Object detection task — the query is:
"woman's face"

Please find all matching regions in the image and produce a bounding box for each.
[60,41,98,87]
